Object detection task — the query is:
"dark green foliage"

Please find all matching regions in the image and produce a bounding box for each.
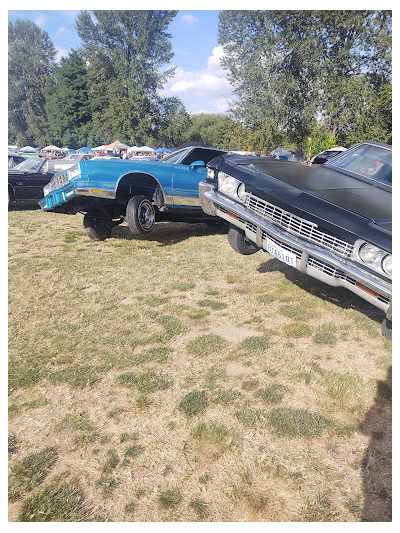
[218,10,392,149]
[48,365,101,388]
[8,19,56,146]
[44,50,94,148]
[125,445,145,458]
[267,408,330,437]
[76,10,178,143]
[158,489,182,509]
[18,481,90,522]
[117,370,172,393]
[255,384,289,404]
[178,390,208,416]
[9,448,57,501]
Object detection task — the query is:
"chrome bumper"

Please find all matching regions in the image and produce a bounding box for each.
[199,181,391,312]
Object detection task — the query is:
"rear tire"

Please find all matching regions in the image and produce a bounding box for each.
[381,318,392,340]
[227,224,259,255]
[126,195,155,235]
[83,214,112,241]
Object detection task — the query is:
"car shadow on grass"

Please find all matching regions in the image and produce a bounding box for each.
[8,201,41,211]
[256,257,385,324]
[111,221,228,247]
[360,366,392,522]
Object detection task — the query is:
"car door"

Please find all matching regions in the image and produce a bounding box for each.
[171,148,224,207]
[15,162,53,200]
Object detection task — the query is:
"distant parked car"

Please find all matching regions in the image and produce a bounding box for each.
[312,146,348,164]
[199,141,392,338]
[39,146,227,240]
[63,153,93,163]
[8,154,27,168]
[8,156,89,205]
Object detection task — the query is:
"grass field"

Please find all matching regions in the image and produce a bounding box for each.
[8,203,392,522]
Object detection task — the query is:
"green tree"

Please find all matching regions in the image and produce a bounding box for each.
[181,113,250,150]
[44,50,94,149]
[75,10,178,144]
[156,97,192,148]
[8,19,56,147]
[218,10,392,148]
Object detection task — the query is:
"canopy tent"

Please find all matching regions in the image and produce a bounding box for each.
[8,145,18,151]
[42,145,61,152]
[138,146,154,152]
[154,147,171,153]
[19,146,39,153]
[64,148,75,153]
[270,147,292,156]
[104,140,129,151]
[77,147,91,152]
[92,145,106,151]
[127,145,141,153]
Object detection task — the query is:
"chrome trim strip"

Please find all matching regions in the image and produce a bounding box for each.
[75,187,115,199]
[200,184,391,307]
[172,196,200,206]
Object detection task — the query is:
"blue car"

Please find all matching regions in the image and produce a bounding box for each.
[39,146,226,240]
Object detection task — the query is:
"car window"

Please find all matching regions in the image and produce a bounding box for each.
[327,144,392,186]
[180,148,226,166]
[12,158,43,172]
[160,149,187,163]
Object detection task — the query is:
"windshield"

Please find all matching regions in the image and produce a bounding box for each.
[12,158,44,172]
[327,143,392,186]
[160,149,187,163]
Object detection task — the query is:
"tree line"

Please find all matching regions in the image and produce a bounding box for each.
[8,10,392,155]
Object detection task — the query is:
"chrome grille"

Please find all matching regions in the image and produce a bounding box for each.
[245,193,353,257]
[44,170,69,195]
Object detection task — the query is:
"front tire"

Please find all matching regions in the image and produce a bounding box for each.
[83,214,112,241]
[126,195,155,235]
[227,225,259,255]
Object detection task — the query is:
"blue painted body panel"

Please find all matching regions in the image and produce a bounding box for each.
[39,150,212,211]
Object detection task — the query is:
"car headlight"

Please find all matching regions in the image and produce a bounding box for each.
[218,172,246,201]
[68,164,81,180]
[359,243,381,263]
[237,183,246,201]
[382,254,392,276]
[358,242,391,277]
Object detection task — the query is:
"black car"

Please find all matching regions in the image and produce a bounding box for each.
[199,142,392,338]
[8,153,27,168]
[8,156,86,205]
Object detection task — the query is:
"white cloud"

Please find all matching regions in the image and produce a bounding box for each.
[56,26,68,36]
[180,14,199,25]
[34,15,46,28]
[160,46,234,114]
[55,47,70,62]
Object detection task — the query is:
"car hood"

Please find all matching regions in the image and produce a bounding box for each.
[209,156,392,249]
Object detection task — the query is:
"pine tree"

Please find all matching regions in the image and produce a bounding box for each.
[44,50,94,149]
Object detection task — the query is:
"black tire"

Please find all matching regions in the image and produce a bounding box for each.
[227,224,259,255]
[381,318,392,340]
[126,195,155,235]
[83,213,112,241]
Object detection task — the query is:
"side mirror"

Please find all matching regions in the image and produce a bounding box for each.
[189,160,206,170]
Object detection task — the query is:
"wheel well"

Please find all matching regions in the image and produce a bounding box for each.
[115,173,164,208]
[8,183,14,200]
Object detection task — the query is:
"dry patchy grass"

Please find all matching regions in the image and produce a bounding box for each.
[8,206,391,522]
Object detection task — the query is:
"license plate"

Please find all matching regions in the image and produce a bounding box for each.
[265,238,297,267]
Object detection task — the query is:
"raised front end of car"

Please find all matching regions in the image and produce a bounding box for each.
[40,163,84,211]
[199,144,392,337]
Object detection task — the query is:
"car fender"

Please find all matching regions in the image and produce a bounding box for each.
[114,170,168,207]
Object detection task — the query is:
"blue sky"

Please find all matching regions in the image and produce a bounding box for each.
[8,9,234,114]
